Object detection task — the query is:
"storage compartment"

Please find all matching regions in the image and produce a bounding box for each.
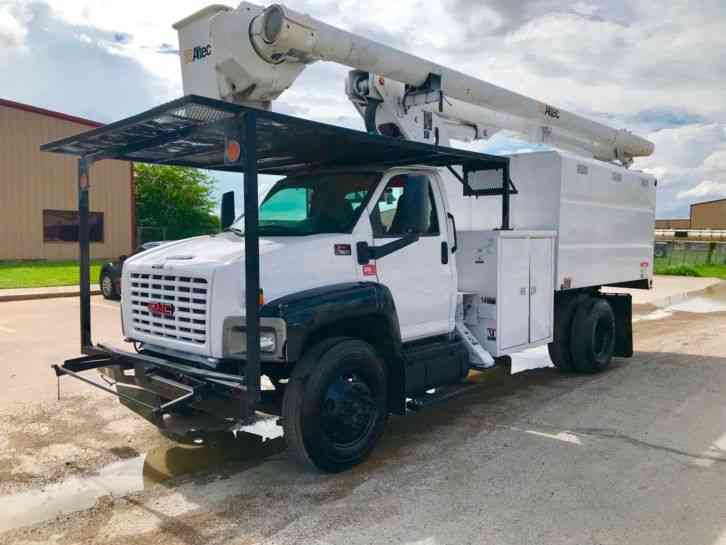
[458,230,555,356]
[443,150,656,291]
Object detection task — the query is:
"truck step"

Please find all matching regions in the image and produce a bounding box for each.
[406,382,480,412]
[455,322,495,370]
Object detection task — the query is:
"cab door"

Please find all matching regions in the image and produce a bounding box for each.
[366,172,455,341]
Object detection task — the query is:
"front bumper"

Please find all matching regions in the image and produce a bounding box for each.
[53,345,263,442]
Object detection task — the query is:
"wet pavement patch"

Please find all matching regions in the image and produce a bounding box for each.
[635,281,726,322]
[0,426,285,534]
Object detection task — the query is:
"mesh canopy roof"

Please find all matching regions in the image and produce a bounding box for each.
[42,95,509,176]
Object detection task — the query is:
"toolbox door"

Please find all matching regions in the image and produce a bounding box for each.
[529,237,555,343]
[499,237,530,350]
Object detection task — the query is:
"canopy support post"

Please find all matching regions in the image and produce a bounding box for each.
[78,158,93,354]
[225,112,261,417]
[243,111,261,407]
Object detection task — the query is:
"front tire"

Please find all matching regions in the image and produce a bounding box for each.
[570,297,616,373]
[282,338,388,472]
[100,271,118,300]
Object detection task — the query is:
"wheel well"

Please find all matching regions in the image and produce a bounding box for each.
[295,315,406,415]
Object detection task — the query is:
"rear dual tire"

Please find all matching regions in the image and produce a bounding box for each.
[549,294,616,374]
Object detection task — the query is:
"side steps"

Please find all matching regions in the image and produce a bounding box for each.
[406,356,509,412]
[406,381,481,412]
[456,322,495,370]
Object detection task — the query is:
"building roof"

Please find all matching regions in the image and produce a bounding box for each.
[690,197,726,207]
[0,98,102,128]
[41,94,510,177]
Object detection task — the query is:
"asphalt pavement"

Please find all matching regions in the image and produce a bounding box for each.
[1,283,725,544]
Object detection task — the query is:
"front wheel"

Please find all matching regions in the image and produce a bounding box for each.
[282,338,388,472]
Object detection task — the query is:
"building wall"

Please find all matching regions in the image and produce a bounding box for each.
[0,101,133,261]
[690,199,726,230]
[655,218,691,230]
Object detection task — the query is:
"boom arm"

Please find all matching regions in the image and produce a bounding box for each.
[174,2,654,165]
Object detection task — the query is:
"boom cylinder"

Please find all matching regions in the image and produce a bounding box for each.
[250,4,654,162]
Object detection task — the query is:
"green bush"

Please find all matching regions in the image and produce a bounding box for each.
[655,264,702,277]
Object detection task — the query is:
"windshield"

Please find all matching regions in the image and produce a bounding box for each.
[230,172,381,236]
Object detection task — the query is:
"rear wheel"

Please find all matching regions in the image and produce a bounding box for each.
[282,338,388,472]
[570,297,616,373]
[548,293,588,372]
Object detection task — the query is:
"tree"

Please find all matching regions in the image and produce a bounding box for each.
[134,164,220,241]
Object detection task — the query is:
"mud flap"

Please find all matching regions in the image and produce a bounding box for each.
[602,293,633,358]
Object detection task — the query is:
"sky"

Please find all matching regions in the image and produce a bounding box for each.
[1,0,725,219]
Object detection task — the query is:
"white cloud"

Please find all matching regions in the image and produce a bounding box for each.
[677,180,726,201]
[634,123,726,216]
[703,150,726,173]
[0,4,27,48]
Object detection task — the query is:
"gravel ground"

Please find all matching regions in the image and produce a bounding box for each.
[2,287,726,545]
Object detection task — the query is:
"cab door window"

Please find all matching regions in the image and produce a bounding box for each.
[371,174,440,238]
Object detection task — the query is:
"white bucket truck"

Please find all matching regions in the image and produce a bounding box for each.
[46,3,655,472]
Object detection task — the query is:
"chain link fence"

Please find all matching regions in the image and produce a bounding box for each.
[655,241,726,267]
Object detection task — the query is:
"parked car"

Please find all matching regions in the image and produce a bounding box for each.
[99,241,165,300]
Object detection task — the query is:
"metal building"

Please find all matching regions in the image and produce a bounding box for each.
[654,218,691,230]
[0,99,134,261]
[690,198,726,230]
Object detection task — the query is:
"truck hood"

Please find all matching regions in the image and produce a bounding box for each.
[126,232,281,268]
[125,231,359,301]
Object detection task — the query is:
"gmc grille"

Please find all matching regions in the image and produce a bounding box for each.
[129,271,209,345]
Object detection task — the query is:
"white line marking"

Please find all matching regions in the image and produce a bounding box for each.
[0,325,16,333]
[524,429,582,445]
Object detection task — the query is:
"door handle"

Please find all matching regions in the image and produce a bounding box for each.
[530,286,537,295]
[520,287,527,296]
[441,241,449,264]
[447,213,458,253]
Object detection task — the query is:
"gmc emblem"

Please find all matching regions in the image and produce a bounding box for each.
[147,302,174,317]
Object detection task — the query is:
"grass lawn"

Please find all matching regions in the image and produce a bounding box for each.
[654,260,726,280]
[0,260,104,289]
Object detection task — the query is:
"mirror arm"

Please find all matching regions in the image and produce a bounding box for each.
[357,232,420,265]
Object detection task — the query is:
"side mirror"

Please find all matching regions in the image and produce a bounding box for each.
[221,191,236,230]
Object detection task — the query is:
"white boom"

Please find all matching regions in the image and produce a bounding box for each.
[174,2,654,165]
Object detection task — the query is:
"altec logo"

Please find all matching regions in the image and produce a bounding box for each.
[183,44,212,64]
[147,302,175,317]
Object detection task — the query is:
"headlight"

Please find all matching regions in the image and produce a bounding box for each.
[222,317,286,359]
[259,331,276,353]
